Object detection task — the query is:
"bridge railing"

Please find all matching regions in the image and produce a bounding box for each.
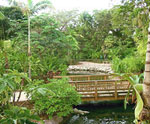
[53,74,115,81]
[69,80,131,101]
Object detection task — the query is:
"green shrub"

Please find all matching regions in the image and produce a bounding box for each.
[0,106,40,124]
[0,70,30,106]
[28,78,81,118]
[112,56,145,73]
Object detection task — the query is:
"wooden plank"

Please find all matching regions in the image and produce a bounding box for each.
[115,82,117,99]
[81,93,132,102]
[77,88,117,92]
[95,81,98,101]
[69,79,126,83]
[54,74,110,78]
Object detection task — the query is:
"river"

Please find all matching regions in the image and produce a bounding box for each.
[62,101,134,124]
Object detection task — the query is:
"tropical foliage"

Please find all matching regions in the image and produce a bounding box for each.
[0,0,150,123]
[0,0,148,73]
[27,78,81,118]
[0,106,40,124]
[116,73,144,123]
[0,0,81,122]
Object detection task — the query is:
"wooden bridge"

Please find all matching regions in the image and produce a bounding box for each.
[54,75,131,102]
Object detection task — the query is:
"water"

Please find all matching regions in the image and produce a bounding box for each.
[62,101,135,124]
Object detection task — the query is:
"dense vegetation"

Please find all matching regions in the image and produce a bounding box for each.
[0,0,150,123]
[0,0,81,123]
[1,1,149,74]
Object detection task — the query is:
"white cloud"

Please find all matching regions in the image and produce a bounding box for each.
[51,0,121,11]
[0,0,121,12]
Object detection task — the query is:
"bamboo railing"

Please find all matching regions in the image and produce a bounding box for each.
[53,74,113,81]
[69,80,131,101]
[54,74,132,101]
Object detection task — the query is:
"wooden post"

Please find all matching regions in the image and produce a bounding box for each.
[115,82,117,99]
[95,81,98,101]
[104,75,107,80]
[88,76,90,81]
[75,81,77,91]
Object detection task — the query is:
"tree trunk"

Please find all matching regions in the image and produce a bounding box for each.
[28,12,31,79]
[140,12,150,121]
[4,51,9,71]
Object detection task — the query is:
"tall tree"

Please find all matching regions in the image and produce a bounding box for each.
[26,0,52,78]
[6,0,52,78]
[141,11,150,122]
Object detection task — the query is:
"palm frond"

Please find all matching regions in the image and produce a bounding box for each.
[5,0,13,4]
[5,0,18,6]
[28,0,33,10]
[32,0,53,14]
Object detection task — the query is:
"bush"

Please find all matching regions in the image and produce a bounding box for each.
[0,106,40,124]
[28,78,81,118]
[112,56,145,73]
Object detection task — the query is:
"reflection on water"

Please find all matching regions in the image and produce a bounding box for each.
[62,101,134,124]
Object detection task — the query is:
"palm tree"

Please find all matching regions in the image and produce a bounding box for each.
[140,12,150,121]
[6,0,52,78]
[27,0,52,78]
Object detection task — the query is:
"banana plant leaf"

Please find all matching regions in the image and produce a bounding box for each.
[134,86,143,123]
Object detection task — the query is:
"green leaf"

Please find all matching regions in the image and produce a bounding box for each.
[0,11,4,20]
[0,119,13,124]
[28,0,33,9]
[124,85,132,109]
[7,81,16,90]
[0,82,7,93]
[134,84,143,93]
[2,106,41,123]
[134,86,143,122]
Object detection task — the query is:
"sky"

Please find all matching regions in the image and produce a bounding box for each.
[50,0,120,11]
[1,0,121,12]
